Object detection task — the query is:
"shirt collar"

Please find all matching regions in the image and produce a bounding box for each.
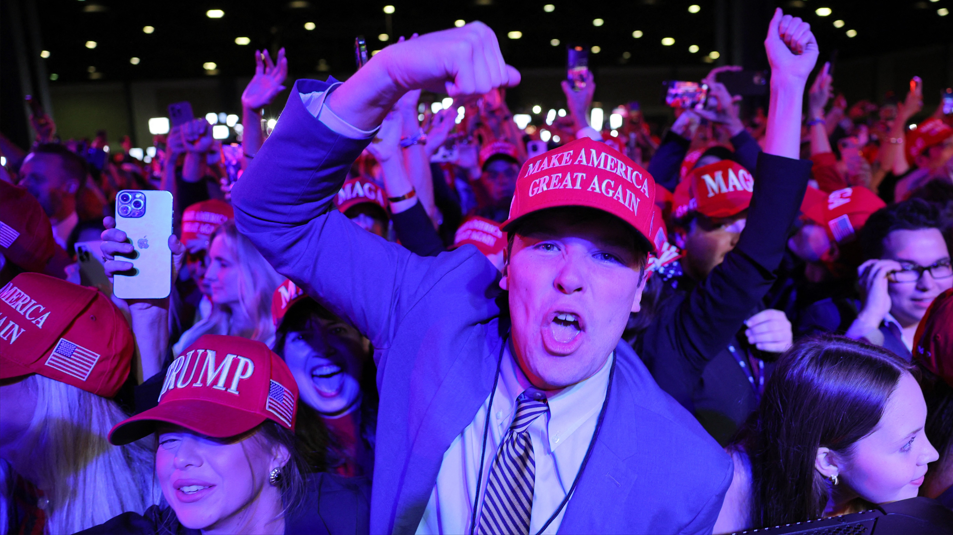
[53,211,78,249]
[498,341,613,452]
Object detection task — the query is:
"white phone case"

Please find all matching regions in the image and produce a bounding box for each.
[114,190,173,299]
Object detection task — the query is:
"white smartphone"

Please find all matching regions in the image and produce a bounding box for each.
[114,190,174,299]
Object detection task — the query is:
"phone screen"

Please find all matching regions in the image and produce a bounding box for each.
[663,81,709,108]
[567,45,589,91]
[168,101,194,128]
[355,36,368,70]
[943,89,953,115]
[910,76,922,94]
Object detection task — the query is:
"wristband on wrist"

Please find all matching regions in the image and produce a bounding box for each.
[399,130,427,148]
[387,189,416,203]
[807,118,826,127]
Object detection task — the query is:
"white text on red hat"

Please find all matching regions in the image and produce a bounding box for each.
[159,349,256,401]
[337,181,384,206]
[0,282,50,345]
[698,167,753,198]
[827,188,853,211]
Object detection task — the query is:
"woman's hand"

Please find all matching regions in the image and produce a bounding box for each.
[241,48,288,111]
[101,216,185,313]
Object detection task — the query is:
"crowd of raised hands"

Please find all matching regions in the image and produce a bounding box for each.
[1,8,953,535]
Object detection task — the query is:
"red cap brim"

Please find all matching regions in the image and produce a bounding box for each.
[108,399,268,445]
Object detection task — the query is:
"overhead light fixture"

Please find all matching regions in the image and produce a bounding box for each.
[206,9,224,18]
[815,7,832,17]
[383,5,395,14]
[304,22,315,30]
[591,45,601,53]
[833,19,845,28]
[846,29,857,37]
[532,105,542,114]
[508,31,522,39]
[688,4,701,13]
[130,57,140,65]
[40,50,50,58]
[206,113,219,125]
[235,37,251,45]
[940,8,949,16]
[557,109,566,117]
[661,37,675,46]
[710,51,721,59]
[622,51,631,59]
[689,44,699,53]
[143,25,154,34]
[371,50,381,56]
[148,118,170,135]
[50,73,58,81]
[288,0,310,7]
[83,4,108,12]
[550,38,560,46]
[543,4,555,12]
[86,41,97,49]
[593,18,604,26]
[203,62,217,71]
[632,30,643,38]
[88,66,96,73]
[212,125,230,140]
[379,33,389,41]
[455,19,465,27]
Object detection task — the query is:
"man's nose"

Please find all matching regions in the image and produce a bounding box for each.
[554,253,585,295]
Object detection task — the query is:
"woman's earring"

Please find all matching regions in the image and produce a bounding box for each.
[269,467,283,486]
[828,473,838,486]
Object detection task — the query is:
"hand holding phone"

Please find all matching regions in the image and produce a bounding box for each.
[662,81,709,109]
[168,101,194,128]
[110,190,175,299]
[567,45,589,91]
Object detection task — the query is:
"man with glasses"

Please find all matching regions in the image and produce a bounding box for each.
[800,198,952,358]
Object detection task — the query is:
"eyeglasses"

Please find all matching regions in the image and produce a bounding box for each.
[887,260,953,283]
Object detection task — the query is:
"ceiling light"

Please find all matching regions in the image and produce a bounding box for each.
[383,5,395,14]
[508,31,522,39]
[304,22,315,30]
[455,19,465,27]
[88,66,96,73]
[661,37,675,46]
[532,105,542,114]
[815,7,831,17]
[846,29,857,37]
[558,109,566,116]
[543,4,555,12]
[593,18,604,26]
[591,45,601,53]
[212,125,229,140]
[550,38,560,46]
[130,57,140,65]
[50,73,58,81]
[206,9,224,18]
[40,50,50,58]
[86,41,97,49]
[143,25,154,34]
[83,4,108,12]
[371,50,381,56]
[940,8,949,15]
[203,62,217,70]
[833,19,844,28]
[206,113,219,124]
[149,118,170,135]
[288,0,310,7]
[689,44,699,53]
[379,33,389,41]
[622,51,631,59]
[235,37,251,45]
[688,4,701,13]
[632,30,643,38]
[710,51,721,59]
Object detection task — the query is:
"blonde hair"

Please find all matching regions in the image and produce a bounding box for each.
[0,374,160,534]
[175,221,283,353]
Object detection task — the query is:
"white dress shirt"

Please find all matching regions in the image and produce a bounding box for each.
[416,345,612,535]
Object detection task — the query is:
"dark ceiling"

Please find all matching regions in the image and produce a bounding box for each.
[34,0,953,84]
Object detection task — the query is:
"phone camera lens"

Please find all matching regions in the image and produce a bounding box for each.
[118,205,130,216]
[119,192,132,203]
[132,199,144,210]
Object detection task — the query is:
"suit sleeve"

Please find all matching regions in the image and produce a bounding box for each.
[391,201,446,257]
[729,130,761,175]
[639,153,811,407]
[647,131,691,192]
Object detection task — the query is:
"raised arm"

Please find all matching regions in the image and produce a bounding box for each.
[241,48,288,159]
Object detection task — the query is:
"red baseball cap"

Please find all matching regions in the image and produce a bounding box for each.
[334,177,389,218]
[800,186,828,215]
[479,141,520,169]
[502,137,657,252]
[452,216,507,257]
[0,273,134,397]
[180,200,234,245]
[672,178,696,220]
[688,160,754,219]
[913,288,953,388]
[802,187,886,243]
[271,278,308,327]
[906,118,953,164]
[0,182,56,274]
[108,334,299,445]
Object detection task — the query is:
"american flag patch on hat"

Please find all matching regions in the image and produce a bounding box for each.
[0,221,19,248]
[266,380,295,427]
[45,338,101,381]
[828,214,856,243]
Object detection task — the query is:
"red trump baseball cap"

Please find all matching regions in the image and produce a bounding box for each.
[271,278,308,327]
[502,137,657,251]
[0,182,56,275]
[452,216,507,257]
[688,160,754,219]
[906,118,953,164]
[108,334,299,445]
[479,141,520,169]
[801,187,886,243]
[913,288,953,389]
[0,273,134,397]
[334,177,389,218]
[181,200,234,245]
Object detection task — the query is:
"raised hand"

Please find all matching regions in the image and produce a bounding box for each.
[561,71,596,131]
[808,61,833,119]
[851,258,902,335]
[241,48,288,111]
[101,216,185,312]
[181,118,214,153]
[694,81,744,136]
[764,8,819,83]
[425,108,458,155]
[366,110,403,163]
[897,79,923,123]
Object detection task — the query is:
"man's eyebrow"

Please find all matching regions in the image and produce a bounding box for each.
[893,256,951,266]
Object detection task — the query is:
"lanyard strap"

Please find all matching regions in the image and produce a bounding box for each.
[727,342,764,398]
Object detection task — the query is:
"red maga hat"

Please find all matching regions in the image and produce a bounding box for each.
[688,160,754,219]
[913,289,953,389]
[502,137,657,251]
[0,182,56,275]
[0,273,134,397]
[334,177,389,217]
[802,187,886,243]
[479,141,520,169]
[108,334,299,445]
[271,278,308,327]
[180,199,234,245]
[452,215,507,257]
[906,118,953,164]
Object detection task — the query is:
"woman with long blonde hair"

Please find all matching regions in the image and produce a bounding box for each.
[174,220,284,354]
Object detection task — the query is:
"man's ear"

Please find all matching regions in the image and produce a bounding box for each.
[630,268,649,314]
[814,446,840,480]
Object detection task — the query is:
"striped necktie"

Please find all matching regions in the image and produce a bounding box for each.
[478,390,549,535]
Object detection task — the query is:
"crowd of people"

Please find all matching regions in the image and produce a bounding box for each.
[1,8,952,535]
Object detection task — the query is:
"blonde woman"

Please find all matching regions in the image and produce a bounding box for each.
[0,273,160,534]
[174,220,284,353]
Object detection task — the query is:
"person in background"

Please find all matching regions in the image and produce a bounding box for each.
[451,215,507,271]
[912,288,953,509]
[715,336,939,532]
[0,273,159,534]
[0,181,71,285]
[894,118,953,202]
[19,143,88,250]
[333,176,390,239]
[173,220,283,353]
[272,279,377,477]
[79,334,371,535]
[799,199,952,358]
[473,140,520,223]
